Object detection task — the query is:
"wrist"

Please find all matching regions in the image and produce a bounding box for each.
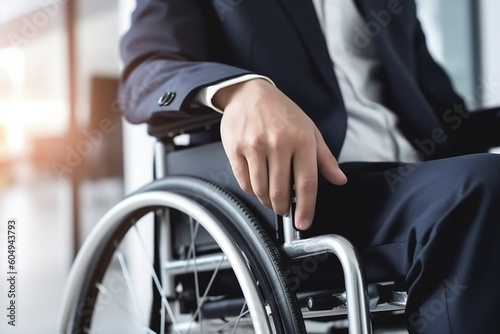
[213,78,272,111]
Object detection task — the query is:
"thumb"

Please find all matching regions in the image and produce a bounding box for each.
[316,130,347,185]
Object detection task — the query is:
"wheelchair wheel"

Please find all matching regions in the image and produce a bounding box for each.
[58,176,305,333]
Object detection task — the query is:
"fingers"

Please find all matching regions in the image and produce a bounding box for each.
[292,134,318,231]
[230,155,254,195]
[316,130,347,185]
[224,133,273,209]
[228,130,346,232]
[267,144,292,216]
[246,151,271,209]
[233,144,291,215]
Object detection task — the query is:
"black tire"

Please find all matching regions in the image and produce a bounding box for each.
[70,175,305,333]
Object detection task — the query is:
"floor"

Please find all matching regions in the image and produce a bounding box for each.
[0,160,123,334]
[0,160,407,334]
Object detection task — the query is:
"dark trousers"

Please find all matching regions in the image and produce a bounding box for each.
[304,153,500,333]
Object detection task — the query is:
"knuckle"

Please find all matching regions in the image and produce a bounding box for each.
[243,136,266,152]
[273,202,290,216]
[232,145,243,155]
[294,130,313,147]
[233,141,247,154]
[296,177,317,193]
[270,188,288,202]
[268,134,285,150]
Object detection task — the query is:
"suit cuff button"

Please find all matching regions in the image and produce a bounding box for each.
[158,91,176,106]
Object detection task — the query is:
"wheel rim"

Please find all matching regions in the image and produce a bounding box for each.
[58,191,274,334]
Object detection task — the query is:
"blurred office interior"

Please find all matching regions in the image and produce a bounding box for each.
[0,0,499,333]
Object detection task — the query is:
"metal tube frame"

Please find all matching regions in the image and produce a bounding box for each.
[163,253,231,275]
[282,198,373,334]
[154,140,174,331]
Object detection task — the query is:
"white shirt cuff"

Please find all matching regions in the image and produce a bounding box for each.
[193,74,275,113]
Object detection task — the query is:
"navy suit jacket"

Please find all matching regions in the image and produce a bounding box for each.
[119,0,474,160]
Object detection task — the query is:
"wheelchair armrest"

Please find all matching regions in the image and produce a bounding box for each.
[467,106,500,150]
[147,108,222,141]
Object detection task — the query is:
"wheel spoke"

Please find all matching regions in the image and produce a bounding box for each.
[211,308,251,333]
[115,247,146,323]
[185,216,200,262]
[188,254,227,327]
[132,225,182,334]
[94,282,158,334]
[186,217,202,334]
[230,301,248,334]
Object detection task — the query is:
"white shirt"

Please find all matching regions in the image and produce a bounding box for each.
[196,0,421,163]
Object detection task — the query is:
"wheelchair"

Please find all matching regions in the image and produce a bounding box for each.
[56,106,500,334]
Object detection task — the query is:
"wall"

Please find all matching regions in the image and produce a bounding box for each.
[119,0,155,196]
[416,0,477,108]
[479,0,500,108]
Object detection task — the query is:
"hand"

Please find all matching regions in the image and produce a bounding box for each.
[214,79,347,230]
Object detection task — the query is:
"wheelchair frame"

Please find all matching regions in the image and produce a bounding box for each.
[57,115,409,334]
[154,140,374,333]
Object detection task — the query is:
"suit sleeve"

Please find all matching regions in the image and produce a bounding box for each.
[118,0,253,124]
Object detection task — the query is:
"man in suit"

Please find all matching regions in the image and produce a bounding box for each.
[119,0,500,332]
